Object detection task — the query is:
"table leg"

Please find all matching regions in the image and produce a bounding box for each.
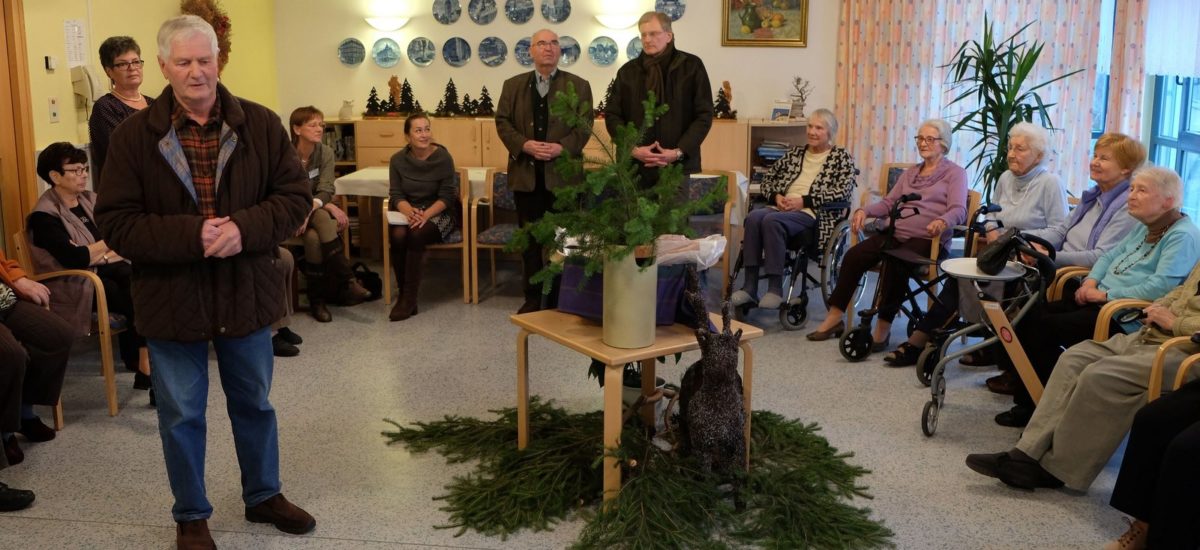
[740,342,754,469]
[982,301,1044,403]
[516,329,531,450]
[603,362,623,501]
[640,358,657,430]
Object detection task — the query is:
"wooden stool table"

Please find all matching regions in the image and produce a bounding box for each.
[511,309,764,500]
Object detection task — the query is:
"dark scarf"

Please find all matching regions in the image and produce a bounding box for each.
[640,41,676,104]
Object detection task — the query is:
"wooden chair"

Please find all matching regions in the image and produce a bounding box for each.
[11,232,119,429]
[687,170,739,288]
[470,168,521,304]
[1147,334,1200,402]
[381,167,472,304]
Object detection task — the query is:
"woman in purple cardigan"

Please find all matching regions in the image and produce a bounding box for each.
[807,119,968,350]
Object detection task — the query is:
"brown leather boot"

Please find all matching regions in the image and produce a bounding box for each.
[176,519,216,549]
[304,267,332,323]
[245,493,316,535]
[321,240,370,306]
[390,249,423,321]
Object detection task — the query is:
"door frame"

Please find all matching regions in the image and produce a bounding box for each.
[0,0,36,254]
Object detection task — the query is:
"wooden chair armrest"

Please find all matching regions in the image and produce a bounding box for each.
[1049,266,1091,302]
[1174,353,1200,392]
[1149,336,1198,402]
[28,269,111,337]
[1095,299,1153,341]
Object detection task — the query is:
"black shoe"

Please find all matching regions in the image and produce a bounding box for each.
[272,334,300,357]
[0,482,35,511]
[18,417,55,442]
[997,451,1064,490]
[883,342,921,367]
[133,372,152,390]
[3,435,22,466]
[276,327,303,346]
[516,298,542,315]
[965,450,1014,479]
[994,405,1034,428]
[148,388,156,408]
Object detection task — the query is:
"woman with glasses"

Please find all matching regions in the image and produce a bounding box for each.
[88,36,155,183]
[288,106,370,323]
[806,119,967,353]
[26,143,150,395]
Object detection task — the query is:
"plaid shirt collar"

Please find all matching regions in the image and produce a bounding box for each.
[171,97,222,131]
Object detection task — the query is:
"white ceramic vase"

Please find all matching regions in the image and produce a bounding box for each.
[601,251,657,348]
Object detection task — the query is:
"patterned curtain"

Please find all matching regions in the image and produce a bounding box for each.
[836,0,1102,199]
[1105,0,1149,137]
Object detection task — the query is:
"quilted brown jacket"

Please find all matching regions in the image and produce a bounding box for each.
[95,84,311,342]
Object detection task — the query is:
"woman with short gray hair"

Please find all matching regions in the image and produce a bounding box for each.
[983,122,1068,239]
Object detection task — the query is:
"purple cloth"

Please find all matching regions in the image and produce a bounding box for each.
[862,159,968,246]
[558,264,689,326]
[1068,179,1131,250]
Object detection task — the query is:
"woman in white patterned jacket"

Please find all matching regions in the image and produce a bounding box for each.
[732,108,858,309]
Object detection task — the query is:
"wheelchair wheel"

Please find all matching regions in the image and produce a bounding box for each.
[915,343,939,387]
[820,222,865,308]
[839,327,873,362]
[779,293,809,331]
[921,400,940,436]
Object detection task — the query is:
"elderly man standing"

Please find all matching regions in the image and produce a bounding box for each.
[496,28,592,313]
[95,15,314,549]
[605,11,712,186]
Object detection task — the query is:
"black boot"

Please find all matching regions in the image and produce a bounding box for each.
[303,263,332,323]
[390,249,423,321]
[321,240,370,306]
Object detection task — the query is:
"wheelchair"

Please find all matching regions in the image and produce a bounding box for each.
[837,194,990,362]
[728,199,861,330]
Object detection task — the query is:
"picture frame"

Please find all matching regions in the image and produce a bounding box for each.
[722,0,809,48]
[770,99,792,122]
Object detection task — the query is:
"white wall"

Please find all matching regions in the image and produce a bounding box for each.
[274,0,837,122]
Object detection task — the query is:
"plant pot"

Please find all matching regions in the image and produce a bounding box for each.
[602,252,657,348]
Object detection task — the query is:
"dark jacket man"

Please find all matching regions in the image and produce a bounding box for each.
[495,70,592,192]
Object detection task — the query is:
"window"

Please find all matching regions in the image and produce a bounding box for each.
[1149,76,1200,218]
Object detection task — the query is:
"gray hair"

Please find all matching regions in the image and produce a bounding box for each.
[1132,165,1184,209]
[1008,122,1049,158]
[920,118,953,154]
[808,108,839,143]
[638,11,672,32]
[157,15,219,60]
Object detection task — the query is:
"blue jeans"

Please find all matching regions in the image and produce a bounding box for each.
[147,327,280,522]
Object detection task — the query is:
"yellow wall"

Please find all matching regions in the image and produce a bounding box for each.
[24,0,278,149]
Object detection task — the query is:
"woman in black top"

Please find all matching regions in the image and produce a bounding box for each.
[27,143,148,391]
[88,36,155,183]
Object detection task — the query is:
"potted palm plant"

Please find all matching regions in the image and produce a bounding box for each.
[942,15,1084,203]
[509,83,723,348]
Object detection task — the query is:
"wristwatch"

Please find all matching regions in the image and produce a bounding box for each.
[675,149,684,162]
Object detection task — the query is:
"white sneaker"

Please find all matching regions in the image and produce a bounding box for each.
[730,290,756,306]
[758,292,784,309]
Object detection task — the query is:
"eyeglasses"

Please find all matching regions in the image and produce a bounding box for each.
[533,40,559,48]
[61,166,89,176]
[112,59,145,71]
[913,136,943,145]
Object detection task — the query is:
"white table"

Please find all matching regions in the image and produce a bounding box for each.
[334,166,491,200]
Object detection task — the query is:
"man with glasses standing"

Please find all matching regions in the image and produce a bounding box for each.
[605,11,713,186]
[96,15,314,549]
[496,28,593,313]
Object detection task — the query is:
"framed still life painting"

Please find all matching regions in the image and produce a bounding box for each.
[722,0,808,47]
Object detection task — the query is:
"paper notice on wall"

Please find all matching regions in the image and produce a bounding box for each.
[64,19,86,67]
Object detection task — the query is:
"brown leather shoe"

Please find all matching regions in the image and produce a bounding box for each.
[806,321,845,341]
[986,370,1019,395]
[176,519,216,550]
[245,493,315,535]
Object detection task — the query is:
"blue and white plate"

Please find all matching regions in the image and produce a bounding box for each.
[540,0,570,23]
[479,36,507,67]
[442,37,472,67]
[468,0,498,24]
[587,36,617,66]
[558,35,580,67]
[504,0,534,24]
[408,37,437,67]
[626,37,642,59]
[432,0,462,24]
[655,0,686,21]
[372,38,402,68]
[514,37,533,66]
[338,38,365,66]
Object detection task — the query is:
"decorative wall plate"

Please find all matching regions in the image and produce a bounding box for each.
[656,0,686,21]
[432,0,462,24]
[587,36,617,66]
[338,38,365,66]
[442,37,472,67]
[558,35,580,66]
[479,36,507,67]
[371,38,402,68]
[514,37,533,66]
[504,0,534,24]
[468,0,498,24]
[626,37,642,59]
[540,0,570,23]
[408,37,437,67]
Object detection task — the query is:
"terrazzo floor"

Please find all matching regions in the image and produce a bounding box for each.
[0,261,1128,549]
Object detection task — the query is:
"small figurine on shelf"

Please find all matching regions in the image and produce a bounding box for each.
[397,78,417,114]
[475,86,495,116]
[434,78,462,117]
[364,86,383,117]
[595,78,614,118]
[790,76,812,119]
[713,81,737,120]
[388,75,402,106]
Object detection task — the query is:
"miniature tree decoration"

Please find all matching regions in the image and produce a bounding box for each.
[461,93,476,116]
[365,87,382,116]
[436,78,461,116]
[713,81,737,120]
[595,78,615,118]
[790,76,813,118]
[476,86,495,116]
[398,79,417,114]
[435,99,446,116]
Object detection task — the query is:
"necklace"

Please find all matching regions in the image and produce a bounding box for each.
[111,89,144,103]
[1111,219,1181,275]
